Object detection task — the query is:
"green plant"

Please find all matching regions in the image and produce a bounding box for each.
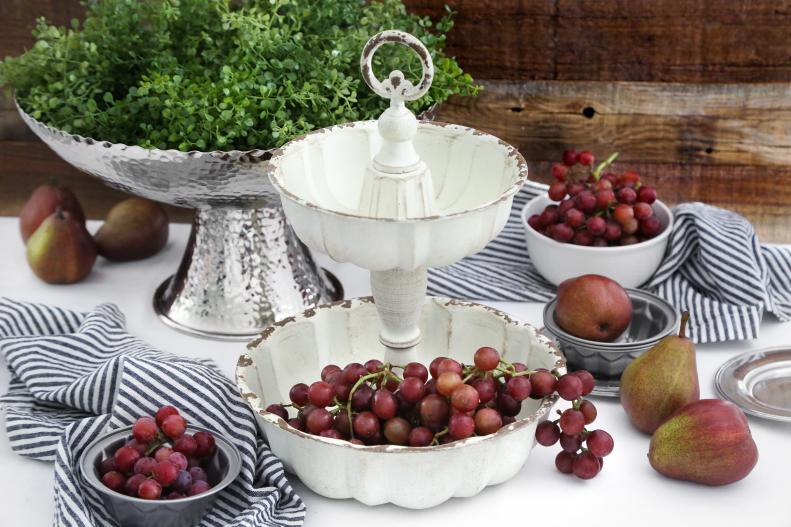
[1,0,478,151]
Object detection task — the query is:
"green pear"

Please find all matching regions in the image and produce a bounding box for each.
[620,312,699,434]
[26,208,96,284]
[94,198,169,261]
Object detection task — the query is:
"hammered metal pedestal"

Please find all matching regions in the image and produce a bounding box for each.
[154,206,341,340]
[18,103,341,339]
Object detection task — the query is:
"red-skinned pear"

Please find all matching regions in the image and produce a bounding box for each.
[649,399,758,485]
[94,198,169,261]
[26,208,96,284]
[19,184,85,242]
[620,312,699,433]
[555,274,633,341]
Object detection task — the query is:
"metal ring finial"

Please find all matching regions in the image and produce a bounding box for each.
[360,30,434,103]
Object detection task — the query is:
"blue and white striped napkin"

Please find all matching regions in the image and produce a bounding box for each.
[428,181,791,344]
[0,299,304,527]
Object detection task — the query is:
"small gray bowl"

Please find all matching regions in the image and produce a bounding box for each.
[543,289,679,389]
[80,425,242,527]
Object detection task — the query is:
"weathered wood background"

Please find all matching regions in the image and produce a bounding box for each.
[2,0,791,240]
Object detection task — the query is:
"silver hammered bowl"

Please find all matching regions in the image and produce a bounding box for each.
[80,425,242,527]
[543,289,680,381]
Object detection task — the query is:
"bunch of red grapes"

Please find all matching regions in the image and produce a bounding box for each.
[535,398,614,479]
[527,149,663,246]
[266,348,612,478]
[98,406,218,500]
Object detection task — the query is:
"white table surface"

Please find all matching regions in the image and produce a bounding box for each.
[0,217,789,526]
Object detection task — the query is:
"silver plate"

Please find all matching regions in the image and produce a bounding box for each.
[715,347,791,422]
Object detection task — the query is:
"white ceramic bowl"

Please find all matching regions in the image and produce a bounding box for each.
[237,296,564,509]
[521,195,673,287]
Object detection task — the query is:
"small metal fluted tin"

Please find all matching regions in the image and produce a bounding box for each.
[80,425,242,527]
[543,289,679,395]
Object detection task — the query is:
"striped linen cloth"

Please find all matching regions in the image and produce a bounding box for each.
[428,181,791,344]
[0,299,304,527]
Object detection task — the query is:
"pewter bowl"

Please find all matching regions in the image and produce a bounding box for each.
[17,102,338,339]
[543,289,679,393]
[237,296,563,509]
[80,425,241,527]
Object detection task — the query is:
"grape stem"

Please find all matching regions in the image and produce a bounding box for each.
[431,427,449,446]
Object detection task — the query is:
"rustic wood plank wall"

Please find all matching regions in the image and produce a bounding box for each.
[1,0,790,240]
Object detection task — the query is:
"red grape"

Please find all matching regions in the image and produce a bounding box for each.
[124,473,146,496]
[448,414,475,440]
[594,179,612,191]
[189,466,207,482]
[617,187,637,204]
[154,446,174,463]
[99,457,117,476]
[573,230,593,246]
[496,392,521,417]
[567,182,586,196]
[529,370,557,398]
[333,382,351,402]
[586,216,607,236]
[548,181,567,201]
[399,377,426,403]
[364,359,383,373]
[408,426,434,447]
[133,456,157,476]
[266,404,288,420]
[552,223,574,243]
[306,408,333,434]
[450,384,480,412]
[138,479,162,500]
[154,461,178,486]
[603,220,622,242]
[586,429,614,457]
[174,470,193,493]
[353,411,380,439]
[161,414,187,440]
[579,400,598,424]
[619,171,641,186]
[621,217,639,235]
[333,412,352,437]
[572,370,595,396]
[592,237,608,247]
[371,390,398,420]
[578,150,595,166]
[114,446,141,473]
[474,408,503,435]
[470,377,496,403]
[289,383,309,406]
[562,149,578,166]
[556,374,583,401]
[189,480,211,496]
[539,207,559,226]
[436,358,463,376]
[640,216,662,237]
[535,420,561,446]
[429,357,448,379]
[559,433,582,453]
[574,191,596,214]
[133,416,158,443]
[595,189,615,209]
[419,394,450,430]
[342,363,367,384]
[527,214,543,231]
[551,163,568,181]
[637,185,657,204]
[564,208,585,228]
[555,451,576,474]
[620,235,639,245]
[403,362,429,383]
[155,406,179,427]
[102,471,126,492]
[351,384,374,411]
[168,452,188,471]
[307,381,334,407]
[559,409,585,435]
[320,364,341,382]
[633,201,653,220]
[288,418,305,432]
[319,429,343,440]
[506,376,532,401]
[473,346,500,371]
[193,431,216,458]
[573,451,601,479]
[613,203,634,225]
[383,417,411,445]
[436,372,463,396]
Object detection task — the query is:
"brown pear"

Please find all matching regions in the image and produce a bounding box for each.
[19,184,86,242]
[26,208,97,284]
[620,312,699,434]
[94,198,169,261]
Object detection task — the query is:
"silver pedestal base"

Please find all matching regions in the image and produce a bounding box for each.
[153,206,342,340]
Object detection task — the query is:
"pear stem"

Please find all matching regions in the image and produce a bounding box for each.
[678,311,690,339]
[54,206,65,220]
